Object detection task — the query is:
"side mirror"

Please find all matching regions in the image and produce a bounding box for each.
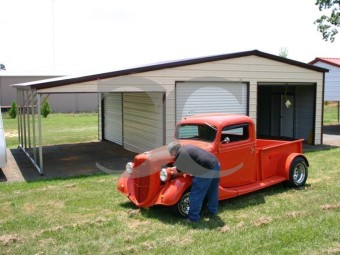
[222,137,230,144]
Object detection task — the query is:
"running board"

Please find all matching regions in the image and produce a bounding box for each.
[234,176,286,196]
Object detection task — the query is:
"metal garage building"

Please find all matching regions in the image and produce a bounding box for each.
[309,57,340,102]
[12,50,327,174]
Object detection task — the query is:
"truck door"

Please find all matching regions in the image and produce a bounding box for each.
[217,123,256,187]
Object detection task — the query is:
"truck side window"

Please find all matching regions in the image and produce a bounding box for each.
[221,123,249,143]
[178,125,199,138]
[176,124,216,142]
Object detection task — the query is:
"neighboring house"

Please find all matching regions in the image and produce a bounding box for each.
[309,58,340,101]
[12,50,327,174]
[0,75,97,112]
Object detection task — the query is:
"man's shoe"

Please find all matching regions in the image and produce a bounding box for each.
[183,218,196,223]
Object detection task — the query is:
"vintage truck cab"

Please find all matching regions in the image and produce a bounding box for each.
[117,113,308,216]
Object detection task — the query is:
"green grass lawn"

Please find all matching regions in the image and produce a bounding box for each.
[324,102,340,125]
[1,113,339,254]
[2,112,98,148]
[0,148,339,254]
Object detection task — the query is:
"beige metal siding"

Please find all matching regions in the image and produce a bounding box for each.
[123,92,164,153]
[103,93,122,145]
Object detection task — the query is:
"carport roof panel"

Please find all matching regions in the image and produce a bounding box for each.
[12,49,328,90]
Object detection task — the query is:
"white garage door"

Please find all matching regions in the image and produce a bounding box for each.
[123,92,164,153]
[176,81,248,122]
[103,93,123,145]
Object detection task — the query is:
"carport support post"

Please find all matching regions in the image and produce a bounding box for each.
[31,90,37,163]
[21,90,27,149]
[26,90,31,154]
[37,94,43,174]
[338,101,340,122]
[16,89,22,147]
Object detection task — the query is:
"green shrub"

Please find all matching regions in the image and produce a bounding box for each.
[8,101,17,119]
[41,100,52,118]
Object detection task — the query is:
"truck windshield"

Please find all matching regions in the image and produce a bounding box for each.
[175,124,217,142]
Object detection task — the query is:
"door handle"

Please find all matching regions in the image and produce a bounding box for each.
[250,146,255,154]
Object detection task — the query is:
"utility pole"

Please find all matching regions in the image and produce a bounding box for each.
[51,0,56,71]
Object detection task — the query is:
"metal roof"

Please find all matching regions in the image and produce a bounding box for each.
[12,49,328,90]
[309,57,340,68]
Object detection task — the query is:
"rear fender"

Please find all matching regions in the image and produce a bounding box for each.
[283,153,309,179]
[154,176,192,206]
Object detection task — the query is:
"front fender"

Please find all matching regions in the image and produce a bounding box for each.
[154,175,192,206]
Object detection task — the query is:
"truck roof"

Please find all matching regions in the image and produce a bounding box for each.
[179,113,253,127]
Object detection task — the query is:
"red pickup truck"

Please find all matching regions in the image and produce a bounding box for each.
[117,113,308,217]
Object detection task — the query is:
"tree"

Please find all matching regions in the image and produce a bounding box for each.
[41,100,52,118]
[314,0,340,42]
[8,101,17,119]
[279,47,288,58]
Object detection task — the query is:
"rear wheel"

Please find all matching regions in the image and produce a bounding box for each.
[288,157,308,187]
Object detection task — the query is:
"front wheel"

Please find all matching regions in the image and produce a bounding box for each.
[288,157,308,187]
[171,189,190,217]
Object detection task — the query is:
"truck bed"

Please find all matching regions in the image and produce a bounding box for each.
[256,138,304,180]
[256,138,303,152]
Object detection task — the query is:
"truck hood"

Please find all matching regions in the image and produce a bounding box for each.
[130,140,214,177]
[143,140,214,163]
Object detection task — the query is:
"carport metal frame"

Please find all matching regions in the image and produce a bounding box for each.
[16,88,46,174]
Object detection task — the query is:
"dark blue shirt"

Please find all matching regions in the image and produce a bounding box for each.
[174,144,219,177]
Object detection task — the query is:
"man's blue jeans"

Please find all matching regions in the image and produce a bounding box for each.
[188,163,220,222]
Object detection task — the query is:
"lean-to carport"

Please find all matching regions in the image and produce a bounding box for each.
[12,70,167,175]
[16,88,45,174]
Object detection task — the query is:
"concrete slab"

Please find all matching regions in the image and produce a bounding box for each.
[323,124,340,146]
[0,149,25,182]
[1,141,136,182]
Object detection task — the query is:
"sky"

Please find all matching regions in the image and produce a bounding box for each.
[0,0,339,75]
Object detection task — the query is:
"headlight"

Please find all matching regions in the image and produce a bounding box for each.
[160,168,169,182]
[126,162,134,174]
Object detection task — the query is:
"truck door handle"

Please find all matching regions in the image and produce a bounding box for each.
[250,146,255,154]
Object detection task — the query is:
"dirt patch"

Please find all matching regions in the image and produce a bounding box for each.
[324,242,340,254]
[219,224,231,233]
[0,234,21,246]
[253,216,272,227]
[320,202,340,210]
[64,183,76,188]
[236,221,245,229]
[5,131,18,138]
[284,211,307,218]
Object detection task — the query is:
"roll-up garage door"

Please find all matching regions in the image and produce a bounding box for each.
[103,93,123,145]
[176,81,248,122]
[123,92,164,153]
